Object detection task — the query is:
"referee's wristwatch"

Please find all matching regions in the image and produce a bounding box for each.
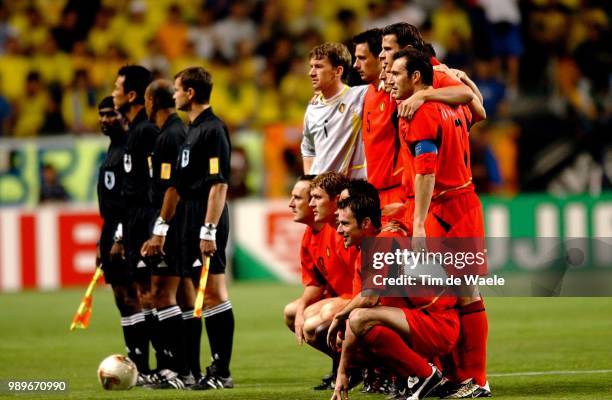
[200,223,217,241]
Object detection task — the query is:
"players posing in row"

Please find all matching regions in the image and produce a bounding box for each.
[302,23,483,216]
[97,65,234,390]
[324,49,489,400]
[295,22,490,399]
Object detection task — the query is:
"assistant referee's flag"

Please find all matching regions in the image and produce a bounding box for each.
[193,257,210,318]
[70,267,104,331]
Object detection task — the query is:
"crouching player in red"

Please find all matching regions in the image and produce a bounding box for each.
[390,48,490,398]
[283,172,358,389]
[328,183,459,400]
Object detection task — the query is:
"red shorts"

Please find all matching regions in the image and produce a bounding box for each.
[403,307,459,359]
[426,191,487,275]
[425,191,484,238]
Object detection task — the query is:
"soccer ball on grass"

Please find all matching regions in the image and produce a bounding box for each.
[97,354,138,390]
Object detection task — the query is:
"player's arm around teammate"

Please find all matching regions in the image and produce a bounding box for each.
[434,65,487,123]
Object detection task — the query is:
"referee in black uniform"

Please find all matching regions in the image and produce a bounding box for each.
[96,96,147,375]
[139,79,189,388]
[111,65,159,381]
[173,66,234,390]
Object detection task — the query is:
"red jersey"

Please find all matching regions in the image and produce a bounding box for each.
[362,83,402,192]
[300,224,357,298]
[433,70,462,90]
[398,118,416,199]
[400,102,474,200]
[397,69,463,197]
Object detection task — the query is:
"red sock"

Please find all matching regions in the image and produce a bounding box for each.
[361,326,432,378]
[456,300,488,386]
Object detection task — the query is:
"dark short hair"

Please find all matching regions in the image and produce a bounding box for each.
[345,179,379,200]
[298,174,317,182]
[117,65,152,105]
[311,172,349,198]
[174,66,213,104]
[147,79,175,110]
[338,193,382,229]
[393,48,433,86]
[352,28,382,58]
[382,22,426,50]
[98,96,114,110]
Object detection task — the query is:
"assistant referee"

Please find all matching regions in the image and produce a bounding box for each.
[173,66,234,390]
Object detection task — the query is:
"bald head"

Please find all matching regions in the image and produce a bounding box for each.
[145,79,175,120]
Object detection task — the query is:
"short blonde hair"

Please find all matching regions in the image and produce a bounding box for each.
[311,172,349,198]
[309,42,352,81]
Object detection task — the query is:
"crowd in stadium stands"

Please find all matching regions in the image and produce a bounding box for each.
[0,0,609,195]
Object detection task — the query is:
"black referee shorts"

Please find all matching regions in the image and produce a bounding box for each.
[149,216,181,277]
[124,206,156,280]
[99,219,131,285]
[175,199,229,278]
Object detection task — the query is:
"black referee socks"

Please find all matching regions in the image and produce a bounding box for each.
[157,305,188,375]
[144,308,165,371]
[203,300,234,377]
[120,312,150,374]
[182,309,202,378]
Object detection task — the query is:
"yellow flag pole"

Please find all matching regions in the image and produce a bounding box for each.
[70,266,104,331]
[193,257,210,318]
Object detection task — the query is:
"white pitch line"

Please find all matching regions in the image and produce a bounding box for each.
[489,369,612,377]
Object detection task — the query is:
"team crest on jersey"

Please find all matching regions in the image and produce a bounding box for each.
[339,103,345,113]
[104,171,115,190]
[123,154,132,172]
[380,102,385,112]
[181,149,190,167]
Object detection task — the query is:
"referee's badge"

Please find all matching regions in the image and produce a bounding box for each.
[339,103,345,113]
[104,171,115,190]
[160,163,171,180]
[181,149,190,167]
[209,157,219,174]
[123,154,132,172]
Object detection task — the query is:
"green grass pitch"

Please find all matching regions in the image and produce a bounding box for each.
[1,283,611,399]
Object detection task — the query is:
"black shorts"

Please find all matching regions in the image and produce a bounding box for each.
[176,199,229,278]
[149,216,182,277]
[100,219,131,285]
[124,206,156,279]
